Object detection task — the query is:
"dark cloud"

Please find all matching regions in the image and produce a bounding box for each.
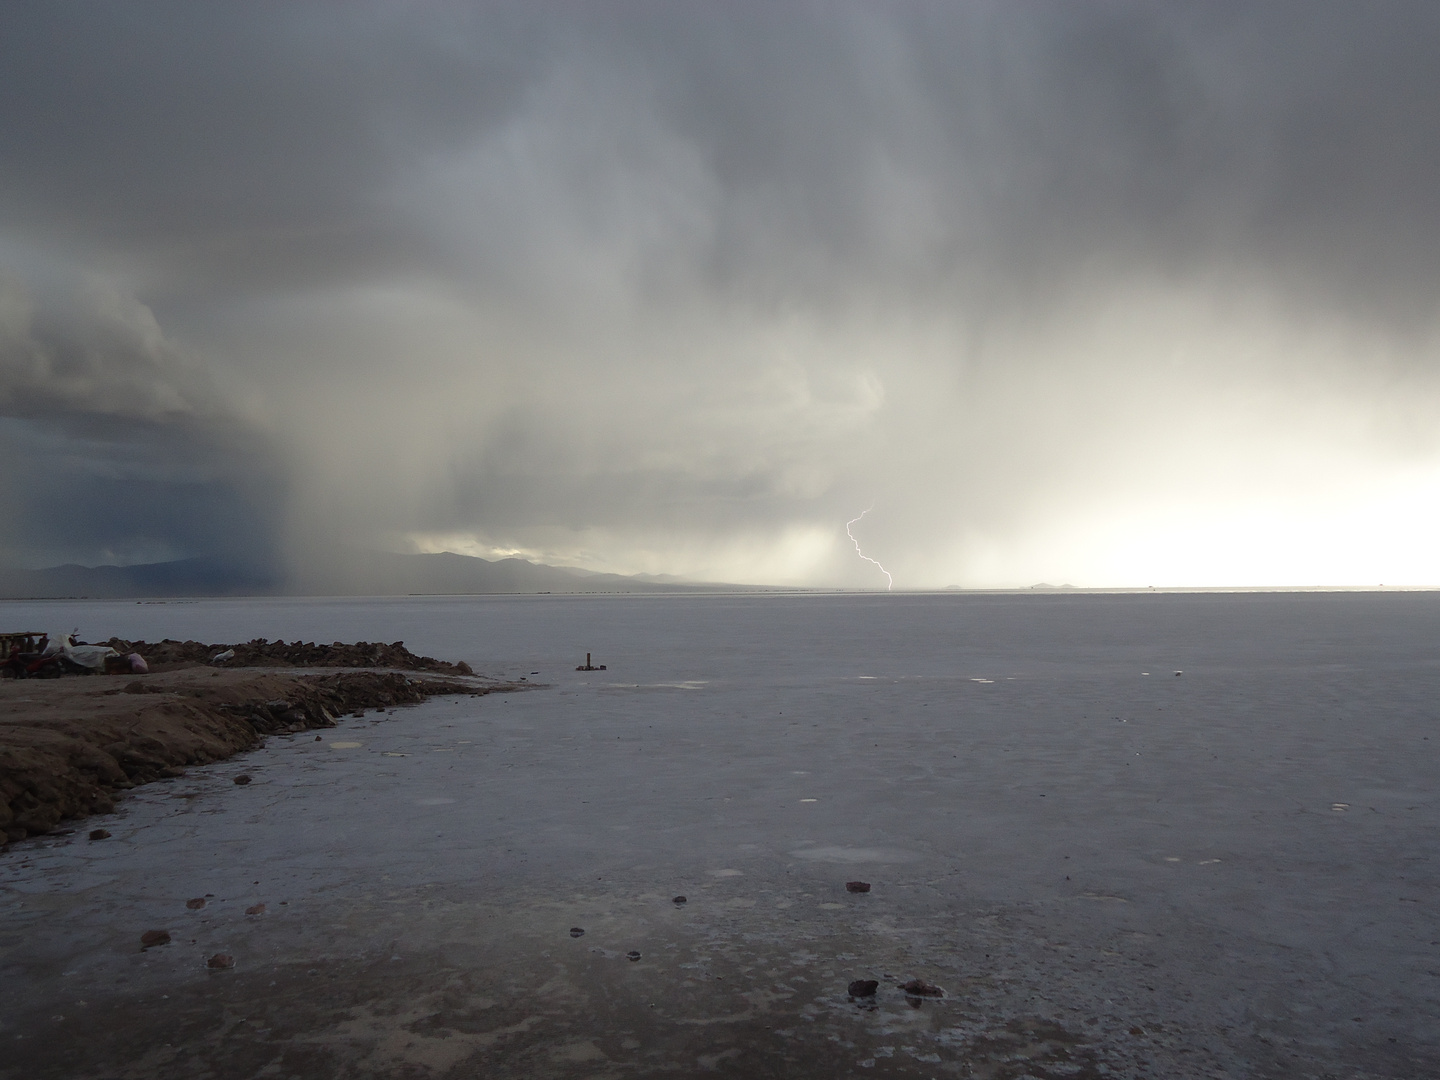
[0,268,283,569]
[0,2,539,292]
[6,3,1439,309]
[0,417,283,571]
[3,3,1440,585]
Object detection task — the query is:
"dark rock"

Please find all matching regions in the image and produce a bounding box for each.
[245,903,266,916]
[185,897,206,910]
[88,829,111,840]
[569,927,585,937]
[672,895,687,905]
[314,735,322,741]
[206,953,235,970]
[845,880,871,893]
[901,978,943,997]
[140,930,171,948]
[848,979,879,997]
[12,802,62,834]
[626,950,641,961]
[232,775,252,785]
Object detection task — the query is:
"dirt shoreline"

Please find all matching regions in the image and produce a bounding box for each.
[0,658,522,847]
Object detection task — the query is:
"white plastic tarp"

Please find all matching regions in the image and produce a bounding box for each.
[42,632,119,669]
[63,644,119,670]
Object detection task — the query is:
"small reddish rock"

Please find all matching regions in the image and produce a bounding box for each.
[848,979,879,997]
[185,898,206,910]
[206,953,235,970]
[845,881,871,893]
[901,978,943,997]
[88,829,111,841]
[245,903,266,916]
[233,775,252,786]
[140,930,171,948]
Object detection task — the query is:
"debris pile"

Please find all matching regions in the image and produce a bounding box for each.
[3,631,129,679]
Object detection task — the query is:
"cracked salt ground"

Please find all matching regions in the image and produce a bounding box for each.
[2,592,1439,1078]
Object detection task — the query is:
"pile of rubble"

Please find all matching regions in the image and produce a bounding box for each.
[104,637,474,675]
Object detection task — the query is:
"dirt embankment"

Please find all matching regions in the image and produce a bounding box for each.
[0,662,516,848]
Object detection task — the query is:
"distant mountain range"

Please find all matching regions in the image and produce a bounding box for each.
[290,549,756,597]
[0,550,773,599]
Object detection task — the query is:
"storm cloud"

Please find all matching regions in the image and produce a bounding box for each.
[0,265,283,571]
[4,2,1440,587]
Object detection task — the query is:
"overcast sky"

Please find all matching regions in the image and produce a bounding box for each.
[4,2,1440,588]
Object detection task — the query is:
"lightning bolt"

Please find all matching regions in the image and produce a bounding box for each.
[846,507,893,591]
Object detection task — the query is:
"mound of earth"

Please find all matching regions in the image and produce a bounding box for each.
[0,665,520,847]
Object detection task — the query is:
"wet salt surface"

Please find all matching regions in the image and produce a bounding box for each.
[1,591,1439,1078]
